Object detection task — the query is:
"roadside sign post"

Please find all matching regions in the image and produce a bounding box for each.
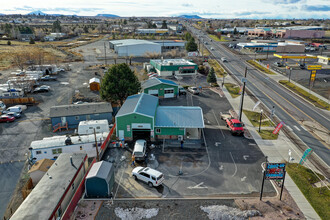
[288,68,292,83]
[260,162,286,201]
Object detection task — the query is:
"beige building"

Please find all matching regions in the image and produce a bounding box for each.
[318,56,330,65]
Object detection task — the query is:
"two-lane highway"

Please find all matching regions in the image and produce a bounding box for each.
[189,26,330,169]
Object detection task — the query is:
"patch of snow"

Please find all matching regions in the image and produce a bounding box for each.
[114,207,159,220]
[200,205,261,220]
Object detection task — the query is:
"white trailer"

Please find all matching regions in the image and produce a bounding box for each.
[78,119,110,135]
[29,132,108,162]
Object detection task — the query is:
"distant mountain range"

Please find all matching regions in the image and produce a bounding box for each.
[28,10,47,16]
[96,14,120,17]
[178,15,203,19]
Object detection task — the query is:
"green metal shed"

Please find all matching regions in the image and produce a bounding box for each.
[85,161,115,198]
[142,78,179,98]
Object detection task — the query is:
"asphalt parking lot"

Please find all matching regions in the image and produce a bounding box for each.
[102,88,275,199]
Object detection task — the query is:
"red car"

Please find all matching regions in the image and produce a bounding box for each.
[0,115,15,123]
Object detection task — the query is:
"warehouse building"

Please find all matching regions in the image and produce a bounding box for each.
[141,78,178,98]
[152,40,186,51]
[237,42,305,53]
[109,39,161,57]
[150,59,198,77]
[115,93,204,141]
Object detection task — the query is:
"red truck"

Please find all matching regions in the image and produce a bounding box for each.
[226,118,244,135]
[220,112,244,136]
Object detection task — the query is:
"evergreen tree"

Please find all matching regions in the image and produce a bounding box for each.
[207,67,217,83]
[186,39,198,52]
[100,63,141,105]
[29,37,35,44]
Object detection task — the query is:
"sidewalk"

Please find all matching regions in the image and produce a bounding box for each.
[216,76,321,220]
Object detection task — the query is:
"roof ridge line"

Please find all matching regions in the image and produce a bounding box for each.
[133,93,143,113]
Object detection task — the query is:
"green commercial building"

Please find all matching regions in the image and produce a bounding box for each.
[115,93,204,141]
[150,59,198,77]
[141,78,178,98]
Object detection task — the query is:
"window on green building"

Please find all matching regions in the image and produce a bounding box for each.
[156,128,161,133]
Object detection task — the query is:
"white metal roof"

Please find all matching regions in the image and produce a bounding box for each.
[86,160,113,181]
[89,77,100,84]
[30,132,108,150]
[155,106,204,128]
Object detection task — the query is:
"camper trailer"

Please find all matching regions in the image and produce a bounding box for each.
[29,132,108,162]
[78,120,110,135]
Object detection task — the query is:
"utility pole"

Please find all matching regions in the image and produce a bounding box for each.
[239,67,248,121]
[288,68,292,83]
[94,129,99,161]
[259,110,263,132]
[104,42,107,66]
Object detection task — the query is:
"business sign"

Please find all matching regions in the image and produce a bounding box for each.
[307,65,322,70]
[299,148,313,165]
[180,66,195,70]
[188,51,199,57]
[273,121,284,134]
[238,86,243,95]
[267,64,270,69]
[310,71,316,82]
[265,163,286,180]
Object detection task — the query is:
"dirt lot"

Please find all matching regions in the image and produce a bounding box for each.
[94,186,304,220]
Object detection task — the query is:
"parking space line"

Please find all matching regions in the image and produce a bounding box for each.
[229,152,237,177]
[212,110,225,139]
[113,163,127,200]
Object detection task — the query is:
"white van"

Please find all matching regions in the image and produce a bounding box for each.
[3,106,22,114]
[133,139,147,161]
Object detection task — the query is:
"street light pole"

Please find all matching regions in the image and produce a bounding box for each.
[259,109,263,132]
[239,67,248,121]
[104,42,107,66]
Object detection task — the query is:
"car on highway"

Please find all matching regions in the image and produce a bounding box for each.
[132,166,165,187]
[221,57,228,62]
[210,47,215,51]
[0,115,15,123]
[188,87,199,95]
[40,75,57,81]
[5,112,21,118]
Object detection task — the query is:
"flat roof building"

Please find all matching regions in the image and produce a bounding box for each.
[150,59,198,77]
[11,153,88,220]
[109,39,161,57]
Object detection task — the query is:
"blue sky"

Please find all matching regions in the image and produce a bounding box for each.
[1,0,329,19]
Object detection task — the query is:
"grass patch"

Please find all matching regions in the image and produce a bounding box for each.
[243,109,274,127]
[286,163,329,220]
[208,59,227,77]
[208,34,228,42]
[224,83,240,98]
[247,60,276,75]
[201,45,210,56]
[257,130,278,140]
[279,80,330,110]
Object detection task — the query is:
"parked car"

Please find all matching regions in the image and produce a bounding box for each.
[40,75,57,81]
[179,86,186,95]
[133,139,147,162]
[210,47,214,51]
[221,57,228,62]
[0,115,15,123]
[33,86,50,93]
[188,87,199,95]
[226,118,244,136]
[299,64,306,69]
[273,62,283,67]
[132,166,165,187]
[2,106,22,114]
[5,112,21,118]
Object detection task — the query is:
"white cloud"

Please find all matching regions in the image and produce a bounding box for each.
[0,0,329,18]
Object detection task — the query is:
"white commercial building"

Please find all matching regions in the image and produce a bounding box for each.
[109,39,161,57]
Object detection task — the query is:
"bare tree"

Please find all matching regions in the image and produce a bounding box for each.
[11,50,29,71]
